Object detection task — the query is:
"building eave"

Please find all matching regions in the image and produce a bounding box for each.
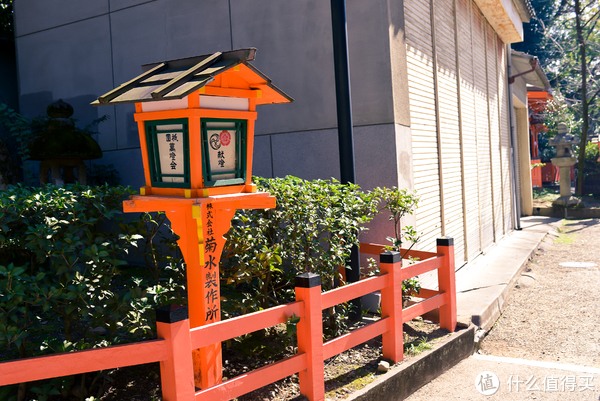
[474,0,532,43]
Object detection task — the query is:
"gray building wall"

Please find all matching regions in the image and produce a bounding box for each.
[13,0,413,244]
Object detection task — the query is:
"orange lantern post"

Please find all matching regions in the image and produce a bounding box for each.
[93,48,292,388]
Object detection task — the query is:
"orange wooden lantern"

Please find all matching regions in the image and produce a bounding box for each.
[93,48,292,389]
[93,48,292,198]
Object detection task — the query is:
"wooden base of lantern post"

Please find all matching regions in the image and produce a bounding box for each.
[123,192,276,389]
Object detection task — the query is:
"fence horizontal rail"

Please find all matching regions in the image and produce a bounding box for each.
[196,353,306,401]
[359,243,438,261]
[412,288,440,299]
[321,274,387,310]
[0,339,167,386]
[402,293,447,323]
[191,301,303,349]
[322,317,390,360]
[0,238,456,401]
[401,255,443,280]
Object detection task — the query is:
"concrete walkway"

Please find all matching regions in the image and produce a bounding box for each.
[455,216,561,331]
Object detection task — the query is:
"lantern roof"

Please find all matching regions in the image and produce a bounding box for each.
[92,48,293,107]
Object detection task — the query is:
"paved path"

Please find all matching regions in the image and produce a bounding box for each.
[406,217,600,400]
[405,353,600,400]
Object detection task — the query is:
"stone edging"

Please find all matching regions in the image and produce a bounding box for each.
[345,324,476,401]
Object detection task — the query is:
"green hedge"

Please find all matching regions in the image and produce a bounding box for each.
[0,184,185,400]
[0,178,419,400]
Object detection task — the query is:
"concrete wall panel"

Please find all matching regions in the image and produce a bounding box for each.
[271,128,340,181]
[16,15,116,150]
[387,0,411,127]
[346,0,395,126]
[512,76,528,107]
[354,124,399,191]
[93,147,145,188]
[252,135,274,179]
[14,1,109,37]
[109,1,232,149]
[110,0,156,12]
[163,1,232,60]
[232,0,395,136]
[231,0,337,135]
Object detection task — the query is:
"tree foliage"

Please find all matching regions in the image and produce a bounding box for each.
[524,0,600,194]
[0,0,13,40]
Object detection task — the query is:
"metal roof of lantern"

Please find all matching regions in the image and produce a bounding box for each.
[92,48,293,106]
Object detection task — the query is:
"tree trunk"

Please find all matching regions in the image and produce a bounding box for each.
[575,0,589,196]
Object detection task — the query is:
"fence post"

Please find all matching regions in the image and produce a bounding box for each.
[156,305,196,401]
[295,272,324,401]
[436,237,457,332]
[380,251,404,362]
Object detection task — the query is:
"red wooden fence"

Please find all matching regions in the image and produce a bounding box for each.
[0,238,456,401]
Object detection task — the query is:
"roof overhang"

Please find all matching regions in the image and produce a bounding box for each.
[92,48,293,107]
[511,50,551,91]
[473,0,534,43]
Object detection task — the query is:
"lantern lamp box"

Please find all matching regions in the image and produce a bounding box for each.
[93,48,292,197]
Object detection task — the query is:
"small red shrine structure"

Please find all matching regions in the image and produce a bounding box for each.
[528,88,552,187]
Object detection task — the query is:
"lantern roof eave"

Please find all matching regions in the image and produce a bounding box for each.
[92,48,293,107]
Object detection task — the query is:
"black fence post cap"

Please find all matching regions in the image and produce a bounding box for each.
[156,304,189,324]
[380,251,401,264]
[437,237,454,247]
[295,272,321,288]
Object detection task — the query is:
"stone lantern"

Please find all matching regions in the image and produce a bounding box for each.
[550,122,580,207]
[28,99,102,185]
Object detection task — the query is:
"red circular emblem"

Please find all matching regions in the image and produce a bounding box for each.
[220,130,231,146]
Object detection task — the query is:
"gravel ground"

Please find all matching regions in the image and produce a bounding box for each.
[405,218,600,401]
[480,218,600,368]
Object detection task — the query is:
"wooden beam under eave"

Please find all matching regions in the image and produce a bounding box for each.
[472,0,525,43]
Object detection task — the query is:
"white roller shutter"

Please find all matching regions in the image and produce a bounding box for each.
[487,24,504,241]
[457,0,482,260]
[471,5,494,250]
[405,0,443,253]
[497,39,513,233]
[434,0,465,266]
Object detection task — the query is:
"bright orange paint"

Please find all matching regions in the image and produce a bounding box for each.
[0,238,456,401]
[196,354,307,401]
[133,106,257,197]
[295,283,325,401]
[381,255,404,362]
[322,318,390,360]
[157,316,195,401]
[320,275,386,310]
[0,340,167,387]
[531,159,543,188]
[124,192,275,389]
[437,241,457,332]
